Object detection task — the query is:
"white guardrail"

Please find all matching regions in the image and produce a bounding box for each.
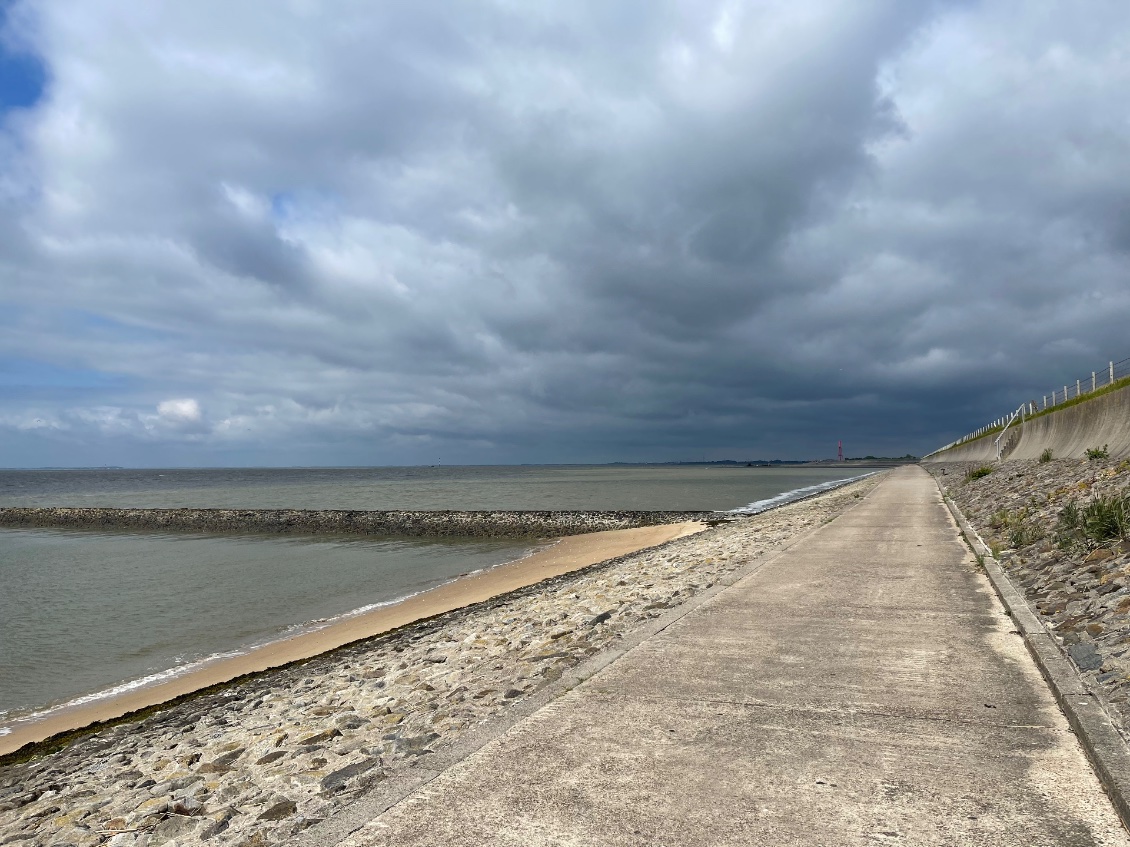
[923,356,1130,460]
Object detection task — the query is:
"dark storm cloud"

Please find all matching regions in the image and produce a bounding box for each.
[1,0,1129,467]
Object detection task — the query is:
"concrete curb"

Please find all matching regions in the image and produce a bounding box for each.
[294,478,882,846]
[936,482,1130,833]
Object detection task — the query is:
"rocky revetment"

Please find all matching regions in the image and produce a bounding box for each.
[0,508,711,539]
[927,456,1130,740]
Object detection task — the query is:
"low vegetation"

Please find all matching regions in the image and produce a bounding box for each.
[966,465,994,481]
[1086,445,1110,460]
[1039,448,1053,463]
[1056,491,1130,550]
[990,506,1046,549]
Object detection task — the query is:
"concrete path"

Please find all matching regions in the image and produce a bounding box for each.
[336,467,1130,846]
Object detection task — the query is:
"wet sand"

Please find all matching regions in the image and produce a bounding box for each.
[0,520,704,756]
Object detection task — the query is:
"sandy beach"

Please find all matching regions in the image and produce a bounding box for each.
[0,521,702,757]
[0,475,881,846]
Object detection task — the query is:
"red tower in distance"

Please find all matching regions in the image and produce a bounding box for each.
[838,440,844,462]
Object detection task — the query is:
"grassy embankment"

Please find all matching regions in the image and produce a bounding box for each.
[941,373,1130,452]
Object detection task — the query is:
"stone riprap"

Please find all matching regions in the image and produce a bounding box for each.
[0,476,879,847]
[0,508,712,539]
[926,457,1130,738]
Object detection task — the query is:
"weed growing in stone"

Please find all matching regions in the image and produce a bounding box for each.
[990,506,1045,549]
[1009,522,1045,548]
[1056,492,1130,549]
[966,466,994,481]
[1086,445,1110,461]
[1039,448,1053,463]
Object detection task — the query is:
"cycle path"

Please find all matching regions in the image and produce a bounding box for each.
[329,466,1129,846]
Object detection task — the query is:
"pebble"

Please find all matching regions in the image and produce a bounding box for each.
[0,477,878,847]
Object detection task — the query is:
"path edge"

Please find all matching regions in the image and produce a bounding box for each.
[295,476,885,847]
[933,475,1130,833]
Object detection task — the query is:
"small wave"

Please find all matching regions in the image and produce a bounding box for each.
[0,538,553,733]
[724,473,876,516]
[0,649,247,728]
[275,539,551,636]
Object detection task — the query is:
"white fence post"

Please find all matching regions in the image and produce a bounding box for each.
[1077,379,1081,397]
[1112,361,1116,384]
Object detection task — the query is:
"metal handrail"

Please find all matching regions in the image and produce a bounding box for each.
[994,404,1026,461]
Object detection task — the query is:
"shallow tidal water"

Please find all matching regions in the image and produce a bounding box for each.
[0,529,535,720]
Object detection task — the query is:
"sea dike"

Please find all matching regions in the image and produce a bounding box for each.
[0,507,711,539]
[0,477,878,847]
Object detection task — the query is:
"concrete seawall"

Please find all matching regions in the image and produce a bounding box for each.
[0,507,712,539]
[928,382,1130,462]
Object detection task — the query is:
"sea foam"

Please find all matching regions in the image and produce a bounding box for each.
[726,472,875,515]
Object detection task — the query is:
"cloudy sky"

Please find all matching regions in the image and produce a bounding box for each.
[1,0,1128,467]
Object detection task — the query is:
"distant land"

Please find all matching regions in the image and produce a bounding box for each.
[610,457,919,467]
[605,459,808,466]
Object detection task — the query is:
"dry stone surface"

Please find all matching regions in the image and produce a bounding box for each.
[0,477,878,847]
[928,457,1130,739]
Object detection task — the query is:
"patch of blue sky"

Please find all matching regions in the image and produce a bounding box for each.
[0,307,172,344]
[269,189,341,226]
[0,357,130,390]
[0,2,46,114]
[270,191,294,221]
[65,310,171,344]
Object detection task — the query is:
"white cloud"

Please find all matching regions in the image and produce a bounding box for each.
[156,398,202,424]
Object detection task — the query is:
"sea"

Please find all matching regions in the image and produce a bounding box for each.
[0,464,869,728]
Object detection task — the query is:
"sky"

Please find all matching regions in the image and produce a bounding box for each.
[1,0,1128,467]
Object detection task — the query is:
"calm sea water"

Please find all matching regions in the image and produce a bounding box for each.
[0,465,867,725]
[0,464,864,511]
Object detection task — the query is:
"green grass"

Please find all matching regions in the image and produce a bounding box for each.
[1039,448,1053,463]
[934,373,1130,458]
[1056,492,1130,550]
[946,425,1006,450]
[1022,373,1130,423]
[989,506,1046,549]
[965,465,994,481]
